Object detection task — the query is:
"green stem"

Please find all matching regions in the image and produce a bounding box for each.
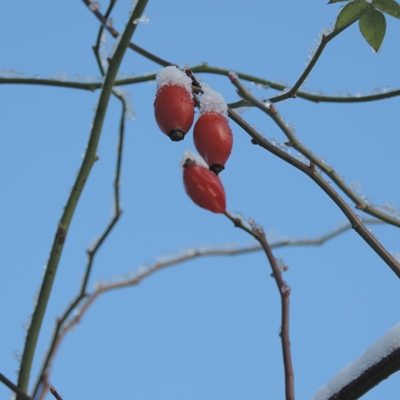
[16,1,149,396]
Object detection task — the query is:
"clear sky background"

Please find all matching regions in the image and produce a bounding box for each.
[1,1,400,399]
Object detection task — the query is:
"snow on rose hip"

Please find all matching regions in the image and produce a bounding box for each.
[192,82,233,175]
[193,111,233,175]
[182,151,226,214]
[154,67,195,141]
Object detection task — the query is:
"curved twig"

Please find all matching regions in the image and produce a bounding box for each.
[34,219,382,399]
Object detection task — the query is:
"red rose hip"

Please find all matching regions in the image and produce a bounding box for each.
[183,156,226,214]
[193,112,233,175]
[154,84,195,141]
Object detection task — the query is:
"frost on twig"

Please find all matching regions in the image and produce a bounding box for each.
[113,86,135,119]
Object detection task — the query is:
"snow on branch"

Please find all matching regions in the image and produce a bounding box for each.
[312,323,400,400]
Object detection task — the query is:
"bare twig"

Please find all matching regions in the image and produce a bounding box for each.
[0,373,33,400]
[226,106,400,279]
[32,64,128,400]
[190,65,400,104]
[2,68,399,105]
[2,2,399,105]
[49,386,63,400]
[268,12,368,104]
[81,0,171,67]
[16,2,149,398]
[228,73,400,229]
[223,211,294,400]
[32,218,384,398]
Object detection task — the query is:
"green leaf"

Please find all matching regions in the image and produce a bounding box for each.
[335,0,370,29]
[372,0,400,19]
[359,8,386,51]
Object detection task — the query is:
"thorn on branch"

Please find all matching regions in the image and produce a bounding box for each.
[236,89,243,98]
[57,225,66,245]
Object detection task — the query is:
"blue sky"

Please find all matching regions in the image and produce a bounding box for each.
[1,1,400,399]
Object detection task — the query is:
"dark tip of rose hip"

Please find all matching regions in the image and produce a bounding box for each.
[209,163,225,175]
[168,129,185,141]
[183,158,195,168]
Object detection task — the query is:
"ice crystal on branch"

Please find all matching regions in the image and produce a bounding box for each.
[113,86,135,120]
[88,1,100,11]
[306,28,333,66]
[350,181,369,204]
[378,203,400,219]
[99,31,111,72]
[105,17,113,28]
[133,16,149,25]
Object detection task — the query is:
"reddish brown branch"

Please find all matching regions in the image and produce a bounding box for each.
[49,386,63,400]
[0,373,33,400]
[224,211,295,400]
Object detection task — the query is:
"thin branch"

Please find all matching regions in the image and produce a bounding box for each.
[34,218,374,399]
[49,387,63,400]
[16,2,149,397]
[0,373,33,400]
[2,67,399,105]
[228,73,400,228]
[81,0,171,67]
[223,211,294,400]
[190,65,400,104]
[226,107,400,279]
[32,73,128,400]
[268,13,367,104]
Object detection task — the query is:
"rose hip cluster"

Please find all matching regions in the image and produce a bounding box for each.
[154,66,233,214]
